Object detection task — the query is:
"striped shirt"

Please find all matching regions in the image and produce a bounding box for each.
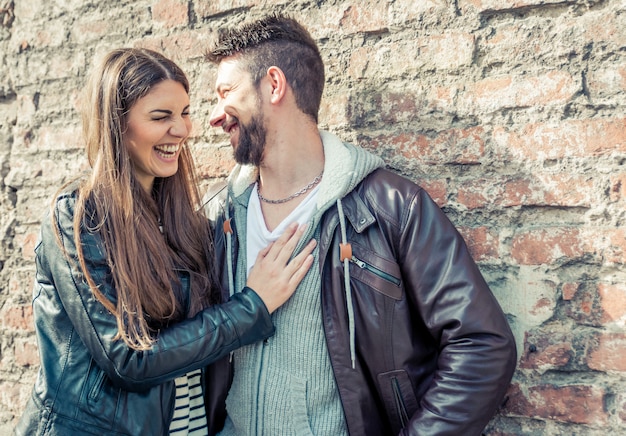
[169,368,208,435]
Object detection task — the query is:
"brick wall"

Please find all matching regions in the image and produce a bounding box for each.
[1,0,624,434]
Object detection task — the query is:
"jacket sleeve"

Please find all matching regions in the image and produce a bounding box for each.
[37,194,274,392]
[399,187,516,436]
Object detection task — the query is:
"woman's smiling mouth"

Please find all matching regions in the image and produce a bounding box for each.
[154,143,180,158]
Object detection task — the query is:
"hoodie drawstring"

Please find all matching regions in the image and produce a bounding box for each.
[223,194,356,369]
[224,192,235,363]
[337,199,356,369]
[224,190,235,299]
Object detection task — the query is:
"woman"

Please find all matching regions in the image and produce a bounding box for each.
[15,48,315,436]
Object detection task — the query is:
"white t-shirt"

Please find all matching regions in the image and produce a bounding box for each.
[246,183,320,276]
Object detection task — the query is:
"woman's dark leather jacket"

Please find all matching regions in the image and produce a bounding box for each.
[210,168,517,436]
[15,190,273,436]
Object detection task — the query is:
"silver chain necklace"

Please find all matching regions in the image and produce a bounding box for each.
[257,170,324,204]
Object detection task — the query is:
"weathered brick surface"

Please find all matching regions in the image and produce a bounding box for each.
[1,0,625,434]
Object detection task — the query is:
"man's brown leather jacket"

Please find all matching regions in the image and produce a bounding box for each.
[210,168,517,436]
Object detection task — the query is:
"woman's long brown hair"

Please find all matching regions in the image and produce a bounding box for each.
[69,48,219,350]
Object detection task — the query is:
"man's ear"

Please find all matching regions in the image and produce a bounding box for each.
[266,66,287,103]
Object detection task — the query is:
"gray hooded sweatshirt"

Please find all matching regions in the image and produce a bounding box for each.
[218,131,384,436]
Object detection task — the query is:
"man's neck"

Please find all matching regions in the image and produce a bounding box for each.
[255,128,324,231]
[257,128,324,194]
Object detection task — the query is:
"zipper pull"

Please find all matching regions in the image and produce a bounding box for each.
[350,255,366,268]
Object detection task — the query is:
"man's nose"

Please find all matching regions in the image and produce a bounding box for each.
[209,101,225,128]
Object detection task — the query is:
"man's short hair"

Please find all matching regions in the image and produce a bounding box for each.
[206,14,325,123]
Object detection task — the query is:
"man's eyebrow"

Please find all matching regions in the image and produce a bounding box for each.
[216,83,231,93]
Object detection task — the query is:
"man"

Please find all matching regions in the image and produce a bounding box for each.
[204,13,517,436]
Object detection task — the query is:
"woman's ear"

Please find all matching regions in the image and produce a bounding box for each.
[266,66,287,103]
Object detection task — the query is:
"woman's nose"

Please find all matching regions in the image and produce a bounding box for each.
[170,116,190,138]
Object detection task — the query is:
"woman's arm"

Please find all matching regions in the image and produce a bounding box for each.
[37,194,313,391]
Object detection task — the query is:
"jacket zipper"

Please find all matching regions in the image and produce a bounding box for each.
[349,255,401,286]
[392,377,410,428]
[88,369,107,401]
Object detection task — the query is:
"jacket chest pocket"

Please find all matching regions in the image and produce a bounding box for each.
[88,367,107,402]
[346,241,402,300]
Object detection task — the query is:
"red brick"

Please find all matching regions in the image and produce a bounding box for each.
[427,85,457,112]
[19,232,37,260]
[581,8,626,47]
[504,383,607,425]
[502,174,593,208]
[461,71,578,113]
[494,117,626,160]
[338,4,388,34]
[347,32,473,80]
[419,32,475,70]
[43,52,84,81]
[1,305,34,331]
[378,92,421,125]
[510,228,625,267]
[519,331,573,371]
[391,0,447,18]
[29,125,83,152]
[588,332,626,372]
[152,0,188,28]
[137,30,212,62]
[562,283,580,301]
[462,0,564,11]
[456,178,503,210]
[587,63,626,98]
[347,46,372,80]
[319,91,349,126]
[73,18,110,43]
[33,27,64,49]
[563,283,605,326]
[417,179,447,208]
[458,226,499,262]
[598,283,626,325]
[14,338,39,367]
[368,126,485,166]
[480,21,570,66]
[0,381,30,416]
[588,228,626,265]
[8,269,36,299]
[511,228,583,265]
[457,174,594,209]
[610,173,626,203]
[192,145,235,179]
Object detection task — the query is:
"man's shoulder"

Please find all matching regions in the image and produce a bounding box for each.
[204,179,228,202]
[359,168,422,194]
[202,180,229,220]
[351,168,433,221]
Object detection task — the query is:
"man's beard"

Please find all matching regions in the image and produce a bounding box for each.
[233,113,266,166]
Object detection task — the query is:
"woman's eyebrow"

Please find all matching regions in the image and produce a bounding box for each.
[150,109,173,114]
[149,105,190,114]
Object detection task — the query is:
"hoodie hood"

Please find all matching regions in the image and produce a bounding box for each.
[315,130,385,214]
[226,130,384,213]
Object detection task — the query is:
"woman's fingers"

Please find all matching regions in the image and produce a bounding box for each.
[260,222,307,264]
[246,222,316,313]
[287,239,316,286]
